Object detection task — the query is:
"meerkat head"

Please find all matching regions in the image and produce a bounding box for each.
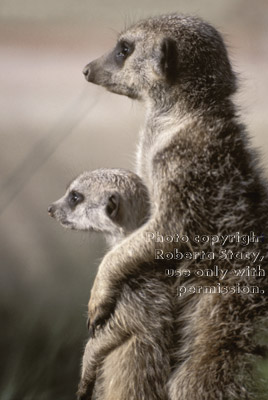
[48,169,150,246]
[83,14,236,108]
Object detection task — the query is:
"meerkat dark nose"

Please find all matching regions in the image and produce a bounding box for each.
[83,64,91,79]
[47,204,55,217]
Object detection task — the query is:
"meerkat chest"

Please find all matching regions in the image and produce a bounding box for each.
[136,123,182,187]
[135,127,157,190]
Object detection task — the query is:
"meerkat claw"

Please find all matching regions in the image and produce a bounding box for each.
[89,304,113,333]
[77,382,94,400]
[88,324,96,339]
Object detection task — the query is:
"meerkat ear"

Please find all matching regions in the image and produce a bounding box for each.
[159,38,178,83]
[105,193,120,219]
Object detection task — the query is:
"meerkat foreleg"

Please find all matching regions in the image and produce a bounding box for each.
[88,207,181,330]
[77,322,130,400]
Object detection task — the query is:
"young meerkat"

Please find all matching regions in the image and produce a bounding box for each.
[48,168,174,400]
[82,14,268,399]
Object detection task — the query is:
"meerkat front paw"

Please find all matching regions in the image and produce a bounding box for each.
[77,378,95,400]
[88,296,116,337]
[88,276,117,336]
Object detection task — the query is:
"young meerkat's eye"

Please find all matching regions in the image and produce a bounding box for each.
[68,190,84,208]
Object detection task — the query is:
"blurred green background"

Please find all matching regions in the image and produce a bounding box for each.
[0,1,268,399]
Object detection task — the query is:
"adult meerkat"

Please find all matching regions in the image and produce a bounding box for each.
[82,14,268,399]
[48,168,174,400]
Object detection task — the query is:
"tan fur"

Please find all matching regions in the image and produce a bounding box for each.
[83,14,268,399]
[48,168,174,400]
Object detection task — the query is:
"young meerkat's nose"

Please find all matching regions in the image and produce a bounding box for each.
[47,204,55,217]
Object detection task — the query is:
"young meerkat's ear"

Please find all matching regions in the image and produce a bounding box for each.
[157,37,179,84]
[105,193,120,220]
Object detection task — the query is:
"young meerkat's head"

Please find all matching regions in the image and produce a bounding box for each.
[48,169,150,246]
[83,14,236,108]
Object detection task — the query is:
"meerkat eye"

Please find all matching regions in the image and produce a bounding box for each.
[68,190,84,208]
[115,41,134,64]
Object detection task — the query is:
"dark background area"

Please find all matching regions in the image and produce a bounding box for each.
[0,1,268,398]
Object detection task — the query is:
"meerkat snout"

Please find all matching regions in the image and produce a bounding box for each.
[47,204,55,217]
[82,60,102,85]
[83,64,91,80]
